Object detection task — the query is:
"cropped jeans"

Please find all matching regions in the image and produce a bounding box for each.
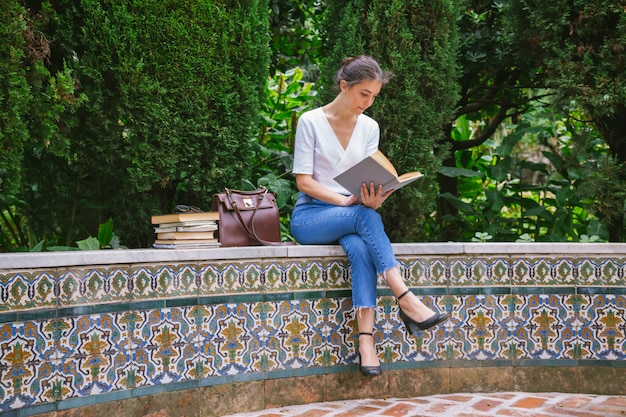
[290,192,399,308]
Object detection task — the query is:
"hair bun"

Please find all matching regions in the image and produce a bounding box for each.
[334,55,391,89]
[342,57,356,66]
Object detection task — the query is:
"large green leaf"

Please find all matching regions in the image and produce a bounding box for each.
[438,167,485,179]
[76,237,100,250]
[439,192,474,212]
[98,218,114,248]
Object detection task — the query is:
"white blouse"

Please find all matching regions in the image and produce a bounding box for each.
[292,107,379,195]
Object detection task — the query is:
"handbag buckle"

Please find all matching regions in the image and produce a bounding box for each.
[243,198,254,208]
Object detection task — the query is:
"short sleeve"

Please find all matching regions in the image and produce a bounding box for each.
[292,112,315,175]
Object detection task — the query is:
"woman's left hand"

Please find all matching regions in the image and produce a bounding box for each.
[360,182,393,210]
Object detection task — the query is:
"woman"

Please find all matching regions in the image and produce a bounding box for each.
[290,55,448,376]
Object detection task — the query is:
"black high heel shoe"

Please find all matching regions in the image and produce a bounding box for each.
[397,289,448,335]
[358,332,382,376]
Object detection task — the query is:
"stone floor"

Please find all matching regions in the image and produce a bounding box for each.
[221,392,626,417]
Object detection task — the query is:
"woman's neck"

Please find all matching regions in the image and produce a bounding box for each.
[323,97,356,123]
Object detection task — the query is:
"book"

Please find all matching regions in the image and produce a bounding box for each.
[154,238,219,245]
[153,240,220,249]
[156,231,218,240]
[333,150,424,197]
[151,211,219,225]
[154,220,218,228]
[153,243,220,249]
[154,224,218,233]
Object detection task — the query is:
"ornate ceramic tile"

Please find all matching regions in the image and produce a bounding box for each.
[577,258,625,286]
[1,252,625,414]
[0,270,57,312]
[57,266,130,307]
[263,260,306,291]
[197,261,264,294]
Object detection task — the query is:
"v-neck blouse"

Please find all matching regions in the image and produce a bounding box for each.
[293,107,379,195]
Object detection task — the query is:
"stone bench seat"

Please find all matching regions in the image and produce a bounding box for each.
[1,243,625,417]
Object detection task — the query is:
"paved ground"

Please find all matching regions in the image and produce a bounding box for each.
[222,392,626,417]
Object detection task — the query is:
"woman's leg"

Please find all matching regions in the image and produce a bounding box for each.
[356,307,379,368]
[291,197,443,333]
[384,266,437,322]
[339,234,377,308]
[291,200,397,273]
[339,234,379,368]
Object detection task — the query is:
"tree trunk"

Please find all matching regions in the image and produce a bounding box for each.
[593,106,626,242]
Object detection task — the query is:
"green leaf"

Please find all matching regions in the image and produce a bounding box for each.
[438,166,485,179]
[524,206,553,221]
[542,150,564,171]
[486,189,504,212]
[28,240,44,252]
[452,115,472,141]
[258,174,293,209]
[555,188,575,207]
[46,246,80,251]
[496,125,544,157]
[490,156,512,182]
[439,192,474,212]
[76,237,101,250]
[520,161,548,174]
[98,218,114,247]
[587,220,608,241]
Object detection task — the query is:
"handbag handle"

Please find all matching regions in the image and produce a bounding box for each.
[225,188,295,246]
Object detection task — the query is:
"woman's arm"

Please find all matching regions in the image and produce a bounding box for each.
[296,174,393,209]
[295,174,358,207]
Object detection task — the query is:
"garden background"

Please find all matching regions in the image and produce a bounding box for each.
[1,0,624,251]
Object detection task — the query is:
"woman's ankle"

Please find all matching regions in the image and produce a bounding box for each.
[358,334,379,365]
[398,293,434,322]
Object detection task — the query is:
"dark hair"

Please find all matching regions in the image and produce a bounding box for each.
[334,55,392,88]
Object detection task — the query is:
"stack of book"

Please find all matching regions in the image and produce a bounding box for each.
[151,211,220,248]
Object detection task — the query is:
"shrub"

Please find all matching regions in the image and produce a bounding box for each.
[18,0,270,248]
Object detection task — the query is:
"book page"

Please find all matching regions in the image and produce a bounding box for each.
[398,171,423,182]
[369,150,398,177]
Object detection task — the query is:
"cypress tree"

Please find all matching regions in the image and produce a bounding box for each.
[0,0,29,200]
[20,0,270,247]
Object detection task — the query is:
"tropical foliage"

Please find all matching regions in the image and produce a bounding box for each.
[0,0,624,251]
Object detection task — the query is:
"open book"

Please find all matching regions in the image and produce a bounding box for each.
[333,150,423,197]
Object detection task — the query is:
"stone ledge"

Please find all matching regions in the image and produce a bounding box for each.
[2,242,626,269]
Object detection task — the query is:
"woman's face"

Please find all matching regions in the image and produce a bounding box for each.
[341,79,382,115]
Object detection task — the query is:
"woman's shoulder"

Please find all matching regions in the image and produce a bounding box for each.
[299,107,324,122]
[357,113,379,129]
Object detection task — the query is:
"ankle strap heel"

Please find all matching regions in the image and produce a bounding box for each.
[397,289,411,301]
[357,332,381,377]
[396,289,449,335]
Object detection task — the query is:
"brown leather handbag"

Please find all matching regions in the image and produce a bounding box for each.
[212,187,294,246]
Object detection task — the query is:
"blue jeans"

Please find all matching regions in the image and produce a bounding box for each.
[290,192,399,308]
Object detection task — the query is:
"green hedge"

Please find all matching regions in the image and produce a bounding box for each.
[17,0,269,247]
[0,0,29,200]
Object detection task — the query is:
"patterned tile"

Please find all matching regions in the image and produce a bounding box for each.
[407,257,450,286]
[0,270,57,312]
[263,259,350,292]
[578,258,626,286]
[1,252,625,414]
[264,260,303,291]
[197,262,264,294]
[57,266,131,307]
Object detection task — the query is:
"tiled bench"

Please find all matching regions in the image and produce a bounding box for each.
[1,243,625,417]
